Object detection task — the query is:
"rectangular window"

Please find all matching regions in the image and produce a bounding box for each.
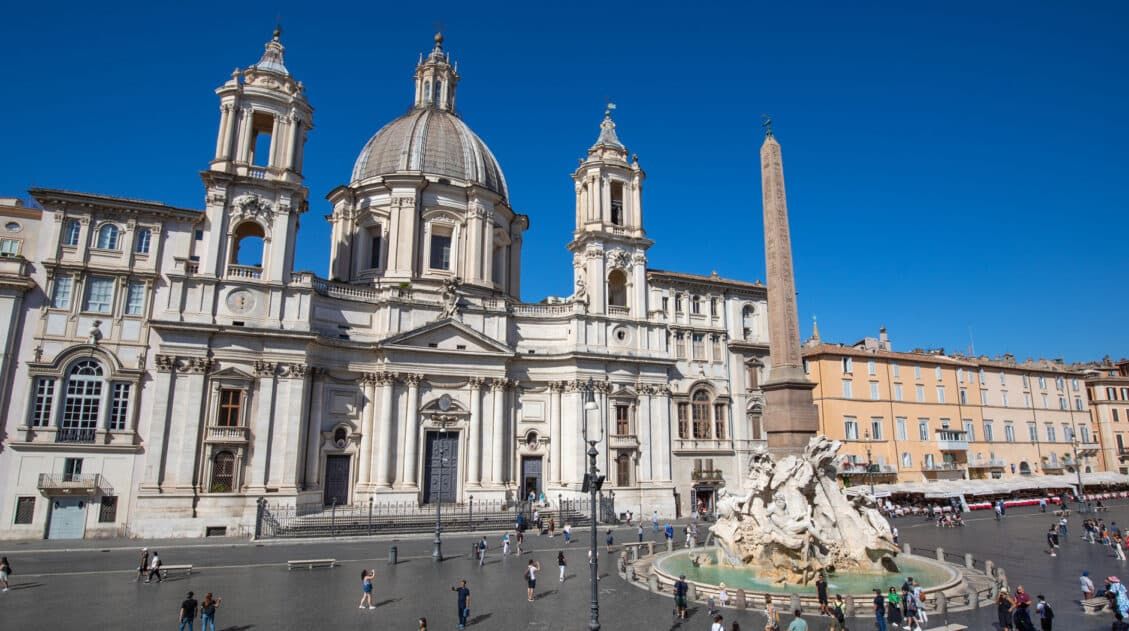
[63,457,83,482]
[1046,424,1056,443]
[918,419,929,440]
[935,366,943,381]
[428,231,452,270]
[677,403,689,438]
[957,368,964,383]
[124,281,145,316]
[691,296,702,315]
[842,357,853,373]
[691,333,705,361]
[914,365,922,380]
[1022,374,1030,388]
[51,276,74,309]
[1075,397,1083,411]
[915,385,925,402]
[999,372,1006,385]
[1123,387,1129,400]
[869,382,879,400]
[83,276,115,313]
[1002,392,1010,407]
[711,336,722,362]
[1027,422,1038,442]
[109,383,131,431]
[1109,387,1118,400]
[1072,378,1080,392]
[134,229,151,254]
[870,417,883,440]
[959,389,968,404]
[983,421,994,442]
[0,238,20,257]
[981,389,989,405]
[31,377,55,427]
[369,233,382,269]
[714,404,727,440]
[1023,393,1032,408]
[14,497,35,525]
[674,294,683,313]
[1081,426,1092,443]
[1115,409,1121,423]
[1005,424,1015,442]
[963,420,975,441]
[615,405,631,435]
[892,363,900,378]
[217,389,243,427]
[98,496,118,523]
[1038,376,1047,389]
[896,417,907,440]
[674,333,685,359]
[1041,394,1048,408]
[844,417,859,440]
[1056,376,1065,390]
[661,297,669,313]
[842,380,853,399]
[894,383,904,401]
[1063,424,1073,441]
[867,360,876,376]
[936,387,945,403]
[709,298,718,317]
[1058,396,1067,410]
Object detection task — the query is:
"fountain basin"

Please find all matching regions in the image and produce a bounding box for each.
[651,547,962,600]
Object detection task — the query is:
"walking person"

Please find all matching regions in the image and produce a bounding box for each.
[146,550,163,583]
[652,510,659,536]
[1013,585,1035,631]
[200,593,221,631]
[892,525,899,545]
[872,589,887,631]
[178,591,199,631]
[502,532,511,556]
[711,614,725,631]
[558,551,567,582]
[885,587,903,627]
[524,559,541,602]
[830,594,848,631]
[548,515,555,538]
[478,536,488,566]
[786,609,808,631]
[606,529,614,554]
[637,524,644,543]
[1035,594,1054,631]
[1081,570,1096,599]
[1116,534,1128,561]
[1058,516,1068,539]
[358,569,375,609]
[1047,524,1060,556]
[912,579,928,625]
[997,588,1015,631]
[0,556,11,592]
[673,575,689,620]
[516,529,524,555]
[765,594,781,630]
[135,548,149,582]
[451,579,471,630]
[563,523,572,544]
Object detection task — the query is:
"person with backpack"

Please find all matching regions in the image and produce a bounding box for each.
[135,548,148,582]
[477,536,487,566]
[673,574,688,620]
[1035,594,1054,631]
[830,594,848,630]
[0,556,11,592]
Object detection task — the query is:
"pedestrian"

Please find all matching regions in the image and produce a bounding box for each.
[478,536,488,565]
[563,523,572,544]
[0,556,10,592]
[548,515,556,538]
[673,575,689,619]
[731,622,741,631]
[886,587,902,627]
[179,591,198,631]
[1035,594,1054,631]
[997,588,1015,630]
[626,510,633,526]
[912,579,928,625]
[872,589,887,631]
[904,589,921,631]
[418,617,428,630]
[665,523,675,543]
[1040,498,1047,512]
[829,594,847,630]
[516,529,525,555]
[1058,516,1068,539]
[1082,570,1096,599]
[606,529,614,553]
[451,579,471,630]
[787,609,808,631]
[684,524,693,549]
[136,548,149,582]
[524,559,541,602]
[708,613,724,631]
[995,501,1004,521]
[718,582,729,609]
[1116,534,1128,561]
[815,573,829,615]
[1047,524,1059,556]
[766,594,781,630]
[200,592,221,631]
[358,568,375,609]
[652,510,659,535]
[892,525,899,545]
[1012,585,1035,631]
[146,550,162,583]
[558,551,567,582]
[502,532,511,556]
[637,524,644,543]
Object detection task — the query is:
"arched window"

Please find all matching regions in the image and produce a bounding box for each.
[692,390,711,439]
[211,451,235,492]
[96,224,120,250]
[434,81,443,106]
[134,228,152,254]
[63,220,81,246]
[616,453,631,487]
[742,305,756,339]
[61,359,103,442]
[607,270,627,308]
[230,222,266,267]
[423,81,432,102]
[746,362,759,389]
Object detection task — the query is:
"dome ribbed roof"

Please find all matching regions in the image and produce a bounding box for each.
[351,108,508,199]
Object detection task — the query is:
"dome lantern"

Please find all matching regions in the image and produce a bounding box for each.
[413,32,459,112]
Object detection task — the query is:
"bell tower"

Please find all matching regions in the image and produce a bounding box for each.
[567,106,650,317]
[198,27,314,284]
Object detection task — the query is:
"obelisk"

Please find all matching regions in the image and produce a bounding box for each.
[759,118,819,456]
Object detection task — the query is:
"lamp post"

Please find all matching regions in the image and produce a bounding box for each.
[432,427,449,562]
[863,428,875,496]
[1070,429,1088,514]
[583,379,605,631]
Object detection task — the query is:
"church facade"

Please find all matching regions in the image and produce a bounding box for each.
[0,32,773,539]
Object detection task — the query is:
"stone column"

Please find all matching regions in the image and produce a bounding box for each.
[248,361,278,490]
[467,377,484,486]
[374,373,396,488]
[549,382,563,485]
[143,355,178,490]
[638,384,653,482]
[400,374,422,489]
[214,104,232,161]
[168,357,210,490]
[490,378,507,485]
[234,107,252,164]
[304,369,324,489]
[270,364,309,492]
[562,381,580,485]
[655,386,673,482]
[358,374,377,489]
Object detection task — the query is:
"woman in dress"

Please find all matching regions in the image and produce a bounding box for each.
[358,569,375,609]
[764,594,780,631]
[997,588,1015,631]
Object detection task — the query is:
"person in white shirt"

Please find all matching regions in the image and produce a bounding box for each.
[717,583,729,608]
[710,614,724,631]
[524,560,541,602]
[1081,570,1096,599]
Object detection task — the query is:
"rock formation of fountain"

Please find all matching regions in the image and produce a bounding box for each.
[708,436,899,584]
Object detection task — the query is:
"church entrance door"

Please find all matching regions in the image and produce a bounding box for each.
[424,431,458,504]
[323,455,351,506]
[521,456,542,502]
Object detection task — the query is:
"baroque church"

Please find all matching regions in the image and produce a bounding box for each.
[0,31,776,539]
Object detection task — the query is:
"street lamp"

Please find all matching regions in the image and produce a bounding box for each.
[582,379,606,631]
[864,428,874,496]
[1070,429,1089,514]
[433,427,449,562]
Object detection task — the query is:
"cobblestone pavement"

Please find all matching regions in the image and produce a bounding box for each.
[1,503,1126,629]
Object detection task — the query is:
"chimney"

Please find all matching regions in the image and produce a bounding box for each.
[879,326,890,351]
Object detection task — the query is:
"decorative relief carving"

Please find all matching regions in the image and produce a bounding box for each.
[403,373,424,387]
[468,376,486,389]
[232,194,274,222]
[253,360,276,376]
[155,354,176,372]
[182,356,214,374]
[607,249,630,270]
[547,381,565,393]
[375,371,397,386]
[631,252,647,266]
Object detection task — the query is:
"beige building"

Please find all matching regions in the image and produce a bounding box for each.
[803,327,1101,485]
[1084,359,1129,474]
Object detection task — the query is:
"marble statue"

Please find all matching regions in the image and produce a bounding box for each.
[708,435,899,584]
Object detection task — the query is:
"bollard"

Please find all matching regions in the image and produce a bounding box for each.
[985,560,995,577]
[967,587,979,610]
[998,569,1009,591]
[389,545,398,565]
[649,574,659,592]
[647,541,655,556]
[627,565,635,581]
[688,583,698,603]
[965,553,974,569]
[935,547,945,562]
[845,595,856,617]
[736,588,747,610]
[991,580,1000,600]
[790,593,801,614]
[666,538,673,553]
[936,591,948,617]
[902,543,912,555]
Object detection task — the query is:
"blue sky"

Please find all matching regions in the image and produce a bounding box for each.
[2,1,1126,362]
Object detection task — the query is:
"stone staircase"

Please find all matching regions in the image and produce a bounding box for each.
[264,505,592,539]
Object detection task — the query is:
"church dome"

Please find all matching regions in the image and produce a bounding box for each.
[350,108,508,199]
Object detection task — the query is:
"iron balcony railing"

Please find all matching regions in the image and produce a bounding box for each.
[38,473,112,495]
[691,468,724,481]
[55,428,96,443]
[838,463,896,475]
[968,458,1006,468]
[922,462,965,472]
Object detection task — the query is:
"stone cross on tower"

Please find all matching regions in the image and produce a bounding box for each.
[759,124,819,456]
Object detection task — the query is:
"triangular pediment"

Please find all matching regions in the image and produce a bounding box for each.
[209,366,257,381]
[380,318,514,355]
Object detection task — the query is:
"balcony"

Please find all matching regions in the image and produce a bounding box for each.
[608,434,639,450]
[205,425,250,443]
[607,305,629,316]
[967,458,1006,469]
[38,473,112,496]
[1042,459,1065,473]
[247,165,268,179]
[922,462,966,479]
[691,468,724,482]
[55,428,96,444]
[935,429,969,451]
[838,462,897,477]
[673,438,735,454]
[227,264,263,280]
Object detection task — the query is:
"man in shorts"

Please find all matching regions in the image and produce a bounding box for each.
[673,574,689,619]
[816,573,829,615]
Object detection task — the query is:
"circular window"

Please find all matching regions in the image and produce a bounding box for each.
[527,432,539,448]
[4,221,20,232]
[334,427,348,448]
[611,326,630,345]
